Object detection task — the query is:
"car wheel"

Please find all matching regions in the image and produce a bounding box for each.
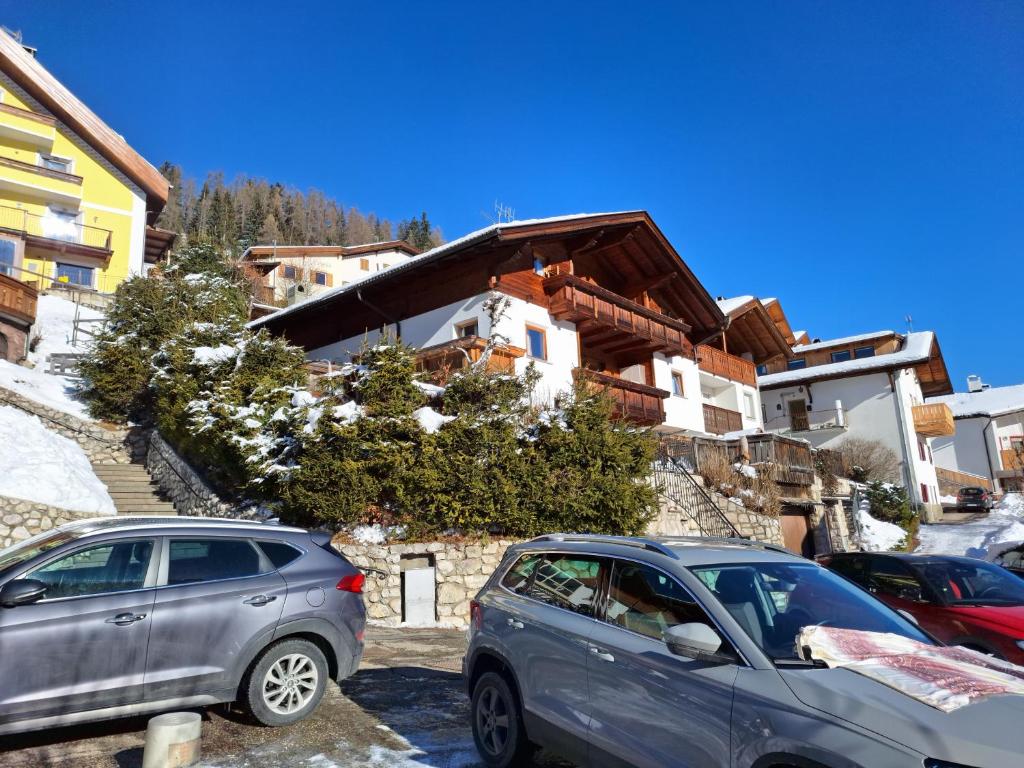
[243,638,328,726]
[471,671,533,767]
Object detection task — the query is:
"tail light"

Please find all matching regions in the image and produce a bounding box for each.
[470,600,483,632]
[337,572,366,593]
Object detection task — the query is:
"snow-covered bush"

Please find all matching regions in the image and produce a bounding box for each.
[864,480,917,550]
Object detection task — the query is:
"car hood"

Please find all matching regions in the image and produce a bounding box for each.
[780,668,1024,764]
[946,603,1024,633]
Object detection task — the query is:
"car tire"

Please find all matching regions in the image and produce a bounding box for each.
[243,638,329,727]
[471,671,534,767]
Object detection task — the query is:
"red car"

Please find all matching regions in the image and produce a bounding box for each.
[820,551,1024,664]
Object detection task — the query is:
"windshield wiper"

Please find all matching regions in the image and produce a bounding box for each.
[773,657,829,669]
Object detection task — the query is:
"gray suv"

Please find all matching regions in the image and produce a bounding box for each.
[465,534,1024,767]
[0,516,366,735]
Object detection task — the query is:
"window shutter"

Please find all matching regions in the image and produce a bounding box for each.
[326,273,334,287]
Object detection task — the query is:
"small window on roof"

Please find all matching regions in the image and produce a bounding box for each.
[787,358,807,370]
[830,350,852,363]
[854,346,875,359]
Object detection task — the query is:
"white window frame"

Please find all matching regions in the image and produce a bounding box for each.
[743,392,756,419]
[38,152,75,175]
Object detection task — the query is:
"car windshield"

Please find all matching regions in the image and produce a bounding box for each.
[0,530,80,577]
[912,559,1024,606]
[690,561,933,662]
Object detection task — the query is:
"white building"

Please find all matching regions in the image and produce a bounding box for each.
[930,381,1024,492]
[250,212,764,436]
[757,330,954,516]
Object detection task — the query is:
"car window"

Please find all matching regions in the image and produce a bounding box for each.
[913,559,1024,606]
[29,539,154,600]
[0,529,82,577]
[826,555,870,587]
[996,548,1024,570]
[167,539,262,585]
[605,560,713,640]
[525,554,603,617]
[868,557,927,602]
[501,553,542,595]
[257,540,303,569]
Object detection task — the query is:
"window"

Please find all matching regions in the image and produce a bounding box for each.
[282,265,297,280]
[830,350,852,363]
[40,154,72,173]
[913,558,1024,606]
[525,554,603,616]
[854,346,875,359]
[605,561,712,640]
[918,441,927,462]
[533,256,545,276]
[313,271,328,286]
[787,358,807,370]
[359,258,370,271]
[167,539,262,585]
[670,371,685,397]
[501,553,542,594]
[456,319,479,338]
[743,392,756,419]
[867,557,927,602]
[56,262,94,288]
[29,539,153,600]
[257,540,303,569]
[756,364,768,376]
[920,484,930,503]
[525,324,547,360]
[0,239,14,277]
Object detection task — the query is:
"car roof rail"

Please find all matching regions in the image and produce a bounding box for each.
[528,534,680,560]
[654,535,794,555]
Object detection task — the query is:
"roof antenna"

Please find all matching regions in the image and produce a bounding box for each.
[904,314,914,332]
[494,201,516,224]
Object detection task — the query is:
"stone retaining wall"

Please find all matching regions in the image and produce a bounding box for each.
[0,384,137,464]
[0,497,109,548]
[145,431,249,518]
[335,539,519,628]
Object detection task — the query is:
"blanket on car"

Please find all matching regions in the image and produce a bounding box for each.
[797,626,1024,712]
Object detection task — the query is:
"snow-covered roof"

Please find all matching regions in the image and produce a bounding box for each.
[929,384,1024,419]
[759,331,935,389]
[248,211,639,329]
[792,330,896,354]
[715,295,755,315]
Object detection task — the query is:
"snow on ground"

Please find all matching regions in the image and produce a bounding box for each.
[0,359,92,419]
[26,294,104,367]
[940,494,958,505]
[916,493,1024,558]
[856,501,907,552]
[0,406,115,514]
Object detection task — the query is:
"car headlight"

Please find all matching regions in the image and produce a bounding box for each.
[925,760,979,768]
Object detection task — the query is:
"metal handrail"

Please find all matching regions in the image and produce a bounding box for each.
[651,450,741,538]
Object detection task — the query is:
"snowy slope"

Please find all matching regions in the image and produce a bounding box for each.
[916,494,1024,558]
[26,294,104,367]
[0,360,92,419]
[0,406,115,514]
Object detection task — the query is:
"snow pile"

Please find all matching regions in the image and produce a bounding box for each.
[413,406,455,434]
[26,294,104,367]
[192,344,237,366]
[0,360,92,419]
[734,462,758,479]
[856,499,907,552]
[916,493,1024,557]
[0,406,115,514]
[352,525,387,546]
[940,494,958,505]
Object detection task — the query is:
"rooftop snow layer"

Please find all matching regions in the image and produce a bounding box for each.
[792,330,896,353]
[929,384,1024,419]
[759,331,934,388]
[715,295,755,315]
[248,212,638,329]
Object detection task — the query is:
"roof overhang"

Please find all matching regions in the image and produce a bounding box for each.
[720,297,794,363]
[143,226,177,264]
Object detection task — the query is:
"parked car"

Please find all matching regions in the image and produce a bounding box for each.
[0,516,366,735]
[956,486,994,511]
[986,540,1024,578]
[821,551,1024,664]
[465,535,1023,768]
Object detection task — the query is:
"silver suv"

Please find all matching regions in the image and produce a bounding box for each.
[0,517,366,735]
[465,535,1023,767]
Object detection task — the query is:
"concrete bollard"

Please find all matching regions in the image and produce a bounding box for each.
[142,711,202,768]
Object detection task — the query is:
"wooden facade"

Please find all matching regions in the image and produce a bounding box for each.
[911,403,955,437]
[415,336,525,378]
[695,344,757,387]
[0,272,37,326]
[702,403,743,435]
[576,369,668,426]
[1001,448,1024,472]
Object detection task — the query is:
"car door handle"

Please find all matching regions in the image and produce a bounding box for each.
[589,646,615,663]
[243,595,277,607]
[506,618,524,630]
[106,613,146,626]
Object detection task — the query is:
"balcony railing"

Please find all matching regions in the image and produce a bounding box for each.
[576,368,669,426]
[0,272,38,325]
[0,204,112,253]
[0,154,83,185]
[912,403,955,438]
[702,402,742,435]
[696,344,757,387]
[544,274,690,356]
[415,336,526,378]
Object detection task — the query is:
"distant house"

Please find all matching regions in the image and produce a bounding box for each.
[757,328,954,516]
[250,211,765,435]
[929,381,1024,493]
[240,241,420,307]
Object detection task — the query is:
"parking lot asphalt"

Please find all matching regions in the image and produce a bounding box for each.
[0,627,573,768]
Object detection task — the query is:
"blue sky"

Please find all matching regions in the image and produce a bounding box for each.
[3,2,1021,389]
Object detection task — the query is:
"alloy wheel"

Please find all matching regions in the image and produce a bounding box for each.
[475,684,511,757]
[262,653,319,715]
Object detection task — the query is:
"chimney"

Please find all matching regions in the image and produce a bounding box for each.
[967,375,985,393]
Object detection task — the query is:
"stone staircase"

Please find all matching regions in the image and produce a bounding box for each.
[92,461,177,516]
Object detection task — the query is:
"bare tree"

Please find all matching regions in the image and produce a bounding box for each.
[836,437,901,483]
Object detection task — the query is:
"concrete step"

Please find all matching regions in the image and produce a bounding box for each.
[116,503,177,513]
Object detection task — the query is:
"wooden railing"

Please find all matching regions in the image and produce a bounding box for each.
[0,204,112,252]
[0,272,38,325]
[576,369,668,426]
[911,403,955,437]
[695,344,757,387]
[415,336,526,378]
[747,434,814,486]
[544,274,690,356]
[702,403,743,435]
[936,466,993,496]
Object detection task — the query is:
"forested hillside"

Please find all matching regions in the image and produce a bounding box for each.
[154,163,443,252]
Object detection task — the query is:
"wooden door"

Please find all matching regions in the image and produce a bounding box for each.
[789,399,809,431]
[781,511,814,558]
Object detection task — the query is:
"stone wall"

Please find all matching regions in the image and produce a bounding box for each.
[145,431,256,518]
[0,384,137,464]
[335,539,519,628]
[720,500,785,546]
[0,497,109,549]
[0,319,28,363]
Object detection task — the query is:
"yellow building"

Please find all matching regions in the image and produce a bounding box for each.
[0,29,171,295]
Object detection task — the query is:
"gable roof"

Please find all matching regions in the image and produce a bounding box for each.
[792,330,896,354]
[929,384,1024,419]
[714,295,794,363]
[0,29,169,212]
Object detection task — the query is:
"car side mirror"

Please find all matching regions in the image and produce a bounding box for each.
[664,623,736,664]
[0,579,48,608]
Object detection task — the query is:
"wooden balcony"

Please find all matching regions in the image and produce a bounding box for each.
[544,274,691,357]
[696,344,757,387]
[0,204,112,258]
[912,403,955,437]
[702,402,742,435]
[576,369,668,426]
[415,336,526,378]
[0,272,38,326]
